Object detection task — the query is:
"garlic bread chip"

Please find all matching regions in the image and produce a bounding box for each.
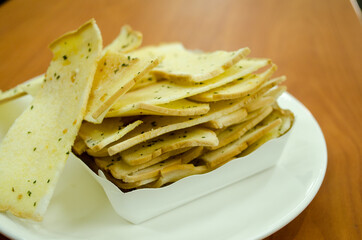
[107,93,262,155]
[120,127,218,166]
[204,108,247,129]
[104,25,142,53]
[122,157,182,183]
[246,96,275,112]
[130,73,157,91]
[85,51,159,123]
[210,106,273,150]
[0,75,44,104]
[106,58,270,117]
[240,107,294,156]
[190,64,277,102]
[79,119,142,151]
[110,98,210,117]
[72,136,88,155]
[95,148,190,180]
[201,118,283,168]
[103,171,157,190]
[0,19,102,221]
[133,43,250,83]
[149,164,208,188]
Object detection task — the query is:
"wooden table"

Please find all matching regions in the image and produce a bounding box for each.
[0,0,361,239]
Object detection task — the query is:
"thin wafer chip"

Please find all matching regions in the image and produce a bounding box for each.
[201,118,282,168]
[72,136,88,155]
[0,75,44,104]
[103,171,157,190]
[149,164,208,188]
[111,98,210,117]
[84,51,159,123]
[122,157,182,183]
[107,93,262,155]
[95,148,190,180]
[79,119,142,151]
[246,96,275,112]
[180,146,204,164]
[106,58,270,117]
[120,127,218,166]
[149,47,251,83]
[130,73,157,91]
[204,108,247,129]
[0,19,102,221]
[104,25,142,53]
[209,106,273,150]
[190,64,277,102]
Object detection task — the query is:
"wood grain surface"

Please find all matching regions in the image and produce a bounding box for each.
[0,0,361,239]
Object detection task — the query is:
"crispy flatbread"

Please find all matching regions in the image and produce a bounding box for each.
[103,25,142,53]
[201,118,282,168]
[204,108,247,129]
[79,119,142,151]
[106,58,270,117]
[209,106,273,150]
[120,127,218,165]
[190,64,277,102]
[84,51,159,123]
[107,93,262,155]
[95,148,190,180]
[0,20,102,221]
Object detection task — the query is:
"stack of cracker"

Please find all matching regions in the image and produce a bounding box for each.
[74,27,294,190]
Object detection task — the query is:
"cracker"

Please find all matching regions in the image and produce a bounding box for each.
[209,106,273,150]
[120,126,218,166]
[103,171,157,190]
[104,25,142,53]
[0,19,102,221]
[149,164,208,188]
[84,51,159,123]
[180,146,204,164]
[122,157,182,183]
[0,75,44,104]
[204,108,247,129]
[106,58,270,117]
[201,118,283,168]
[72,136,88,155]
[95,148,190,180]
[130,73,157,91]
[246,96,275,112]
[79,119,142,151]
[107,93,260,155]
[149,47,251,83]
[110,98,210,117]
[190,64,277,102]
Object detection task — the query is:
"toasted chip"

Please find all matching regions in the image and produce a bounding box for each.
[240,107,294,156]
[0,75,44,104]
[103,171,157,190]
[204,108,247,129]
[95,148,190,180]
[107,93,262,155]
[149,164,208,188]
[111,98,210,117]
[180,146,204,164]
[132,43,250,83]
[122,157,182,183]
[209,106,273,150]
[84,51,159,123]
[104,25,142,53]
[72,136,88,155]
[0,20,102,221]
[130,73,157,91]
[120,127,218,166]
[106,58,270,117]
[263,85,287,100]
[201,118,282,168]
[79,119,142,151]
[190,64,277,102]
[246,96,275,112]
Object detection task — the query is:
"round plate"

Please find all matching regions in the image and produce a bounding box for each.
[0,92,327,240]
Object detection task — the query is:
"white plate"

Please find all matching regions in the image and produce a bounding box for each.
[0,92,327,240]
